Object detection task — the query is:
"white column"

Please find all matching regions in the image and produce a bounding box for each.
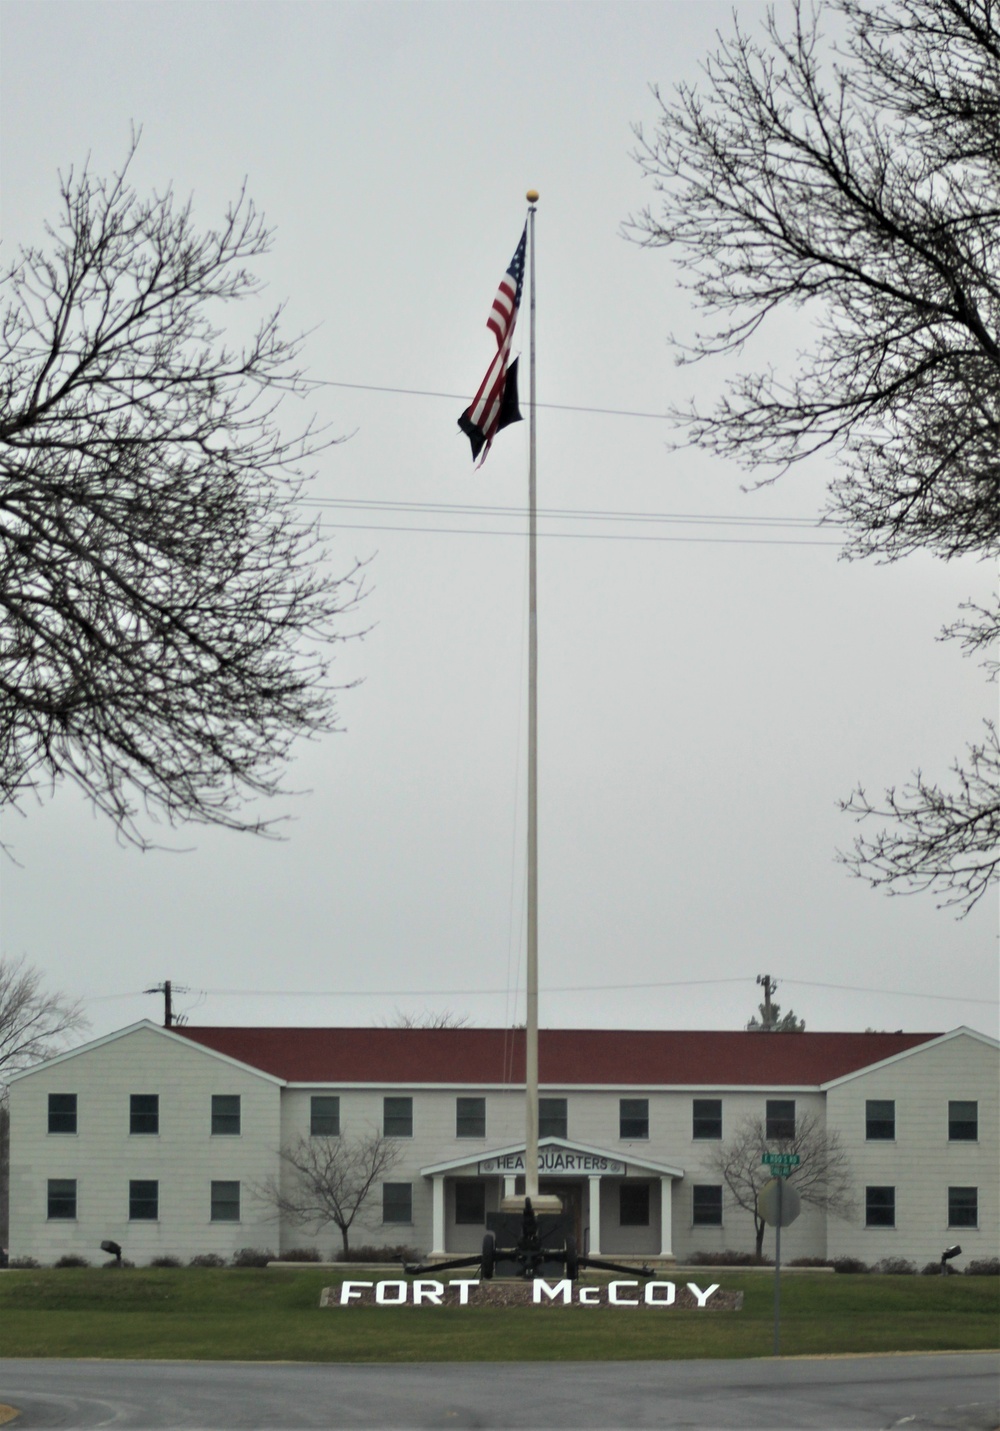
[431,1176,446,1256]
[659,1177,673,1259]
[588,1176,602,1255]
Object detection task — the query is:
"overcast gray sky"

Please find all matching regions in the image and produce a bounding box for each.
[0,0,995,1043]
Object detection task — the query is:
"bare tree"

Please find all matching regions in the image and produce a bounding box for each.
[629,0,1000,913]
[0,956,88,1246]
[255,1129,400,1258]
[707,1110,855,1259]
[381,1010,471,1029]
[0,955,87,1077]
[0,139,362,845]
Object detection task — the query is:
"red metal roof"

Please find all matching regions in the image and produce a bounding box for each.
[174,1026,939,1087]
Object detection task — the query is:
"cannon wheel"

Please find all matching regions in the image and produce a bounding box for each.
[481,1232,496,1280]
[565,1234,579,1281]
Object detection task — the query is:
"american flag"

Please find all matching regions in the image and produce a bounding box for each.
[459,225,527,464]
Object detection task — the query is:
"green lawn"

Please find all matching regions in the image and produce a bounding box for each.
[0,1268,995,1362]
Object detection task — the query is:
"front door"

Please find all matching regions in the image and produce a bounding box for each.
[540,1179,583,1245]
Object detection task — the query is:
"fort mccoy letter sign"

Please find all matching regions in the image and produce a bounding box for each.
[321,1279,742,1310]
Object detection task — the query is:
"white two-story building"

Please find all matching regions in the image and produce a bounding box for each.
[7,1021,997,1267]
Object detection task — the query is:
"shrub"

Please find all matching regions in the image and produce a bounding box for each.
[920,1261,943,1275]
[336,1244,419,1264]
[788,1257,833,1267]
[54,1254,91,1268]
[873,1257,917,1275]
[188,1253,226,1268]
[102,1258,135,1268]
[149,1255,183,1268]
[831,1256,870,1274]
[966,1257,1000,1276]
[231,1247,276,1268]
[281,1247,321,1263]
[7,1256,40,1269]
[685,1249,773,1266]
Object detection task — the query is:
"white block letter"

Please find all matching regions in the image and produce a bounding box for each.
[578,1285,599,1304]
[533,1278,572,1304]
[449,1280,479,1305]
[687,1282,719,1308]
[413,1280,444,1305]
[375,1279,408,1304]
[644,1281,676,1305]
[609,1280,639,1305]
[340,1280,372,1305]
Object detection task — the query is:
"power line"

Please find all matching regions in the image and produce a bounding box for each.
[315,378,673,421]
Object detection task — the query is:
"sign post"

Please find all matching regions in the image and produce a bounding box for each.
[758,1159,802,1355]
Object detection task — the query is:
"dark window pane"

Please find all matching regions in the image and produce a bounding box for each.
[948,1186,978,1228]
[383,1097,413,1137]
[538,1098,568,1139]
[619,1183,650,1226]
[129,1179,159,1221]
[455,1182,487,1225]
[619,1098,649,1140]
[47,1178,77,1219]
[48,1093,77,1135]
[865,1185,895,1227]
[692,1185,723,1226]
[310,1096,340,1137]
[766,1100,796,1141]
[865,1099,895,1140]
[211,1180,241,1222]
[692,1099,722,1140]
[130,1094,159,1135]
[382,1182,412,1223]
[211,1095,241,1136]
[456,1097,486,1138]
[948,1101,978,1141]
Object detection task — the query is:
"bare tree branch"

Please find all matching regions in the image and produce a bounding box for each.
[0,138,364,846]
[0,955,87,1078]
[629,0,1000,913]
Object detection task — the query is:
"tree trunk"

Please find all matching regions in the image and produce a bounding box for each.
[339,1224,350,1258]
[754,1215,766,1260]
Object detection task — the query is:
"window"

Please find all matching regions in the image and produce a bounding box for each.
[47,1178,77,1219]
[766,1100,796,1141]
[692,1185,723,1226]
[538,1098,568,1139]
[948,1186,978,1229]
[211,1094,241,1136]
[129,1179,159,1221]
[383,1096,413,1137]
[865,1099,895,1141]
[130,1094,159,1135]
[692,1098,722,1140]
[948,1100,978,1141]
[382,1182,413,1223]
[454,1181,486,1225]
[48,1093,77,1135]
[619,1098,649,1140]
[211,1180,241,1222]
[456,1097,486,1138]
[865,1185,895,1227]
[310,1095,340,1137]
[619,1183,650,1227]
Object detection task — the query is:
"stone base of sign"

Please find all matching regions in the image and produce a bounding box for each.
[320,1279,743,1310]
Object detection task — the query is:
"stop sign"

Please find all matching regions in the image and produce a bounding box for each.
[757,1176,802,1227]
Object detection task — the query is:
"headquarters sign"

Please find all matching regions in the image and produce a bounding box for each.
[478,1150,626,1176]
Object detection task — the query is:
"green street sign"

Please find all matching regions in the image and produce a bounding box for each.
[762,1152,800,1166]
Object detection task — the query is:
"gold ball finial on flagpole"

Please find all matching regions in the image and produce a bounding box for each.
[526,189,539,203]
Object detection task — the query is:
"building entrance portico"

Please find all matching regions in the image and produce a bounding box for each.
[421,1137,683,1260]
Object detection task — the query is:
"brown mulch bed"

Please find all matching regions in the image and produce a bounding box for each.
[321,1279,742,1310]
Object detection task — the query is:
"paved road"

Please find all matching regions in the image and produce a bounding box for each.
[1,1353,997,1429]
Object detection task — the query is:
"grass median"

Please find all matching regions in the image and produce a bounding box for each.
[0,1267,995,1362]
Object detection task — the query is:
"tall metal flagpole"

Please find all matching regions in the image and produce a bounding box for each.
[524,190,540,1204]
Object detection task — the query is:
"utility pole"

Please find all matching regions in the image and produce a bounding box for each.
[144,980,187,1028]
[756,974,777,1031]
